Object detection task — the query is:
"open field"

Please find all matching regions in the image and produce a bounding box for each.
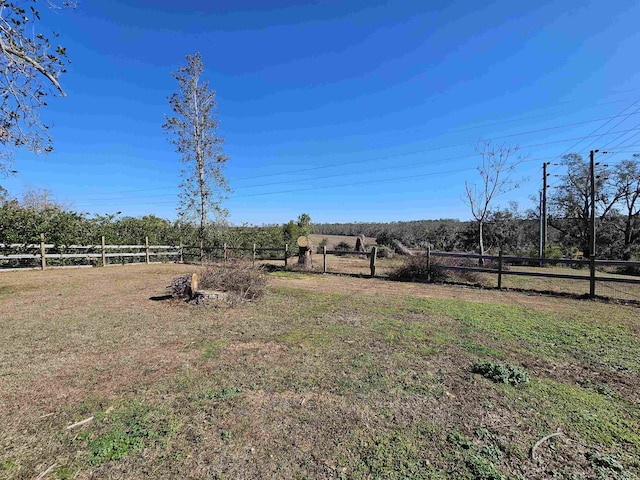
[308,234,377,250]
[441,263,640,303]
[1,264,639,479]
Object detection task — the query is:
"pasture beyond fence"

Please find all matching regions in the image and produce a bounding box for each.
[428,248,640,301]
[2,235,640,302]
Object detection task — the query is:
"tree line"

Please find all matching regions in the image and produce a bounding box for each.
[315,153,640,260]
[0,190,312,255]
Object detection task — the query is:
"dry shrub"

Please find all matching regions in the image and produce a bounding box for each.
[432,255,483,284]
[199,260,267,305]
[389,255,482,284]
[389,255,431,282]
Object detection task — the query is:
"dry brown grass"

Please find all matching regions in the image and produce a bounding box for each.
[308,233,377,250]
[1,264,639,479]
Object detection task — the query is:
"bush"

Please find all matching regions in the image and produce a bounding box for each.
[376,245,394,258]
[471,361,530,386]
[199,261,267,305]
[334,241,351,252]
[316,237,330,254]
[389,255,482,284]
[389,256,431,282]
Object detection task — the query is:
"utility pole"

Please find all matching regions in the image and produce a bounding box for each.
[542,161,549,258]
[589,150,598,257]
[589,149,598,299]
[538,190,543,260]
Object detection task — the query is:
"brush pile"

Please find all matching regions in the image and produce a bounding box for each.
[168,261,267,307]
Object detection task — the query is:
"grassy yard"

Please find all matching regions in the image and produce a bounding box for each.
[1,264,639,479]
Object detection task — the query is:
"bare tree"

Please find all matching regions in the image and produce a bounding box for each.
[464,141,525,259]
[0,1,73,177]
[163,53,230,256]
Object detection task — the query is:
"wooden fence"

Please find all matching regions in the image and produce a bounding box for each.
[3,236,639,301]
[0,235,296,270]
[428,248,640,299]
[0,235,182,270]
[0,237,382,276]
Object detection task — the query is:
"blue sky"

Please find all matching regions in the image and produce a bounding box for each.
[3,0,640,224]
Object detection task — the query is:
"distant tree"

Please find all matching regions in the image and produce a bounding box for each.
[21,186,57,210]
[611,156,640,259]
[484,202,534,255]
[163,53,230,256]
[282,219,299,250]
[0,185,9,203]
[464,141,525,259]
[297,213,312,237]
[0,1,73,178]
[548,154,620,256]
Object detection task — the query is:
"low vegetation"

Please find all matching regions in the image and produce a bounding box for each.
[1,264,638,479]
[471,360,531,386]
[170,261,267,306]
[389,254,482,284]
[199,261,267,305]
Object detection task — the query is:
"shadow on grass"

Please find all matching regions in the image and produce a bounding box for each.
[149,294,173,301]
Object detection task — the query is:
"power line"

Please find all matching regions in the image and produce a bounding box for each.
[600,119,640,151]
[230,112,640,183]
[72,153,558,208]
[551,98,640,160]
[70,128,640,206]
[68,121,640,202]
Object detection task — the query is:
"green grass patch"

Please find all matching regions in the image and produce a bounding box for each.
[202,339,228,359]
[54,464,75,479]
[204,386,242,401]
[464,342,504,359]
[0,459,16,473]
[370,318,452,356]
[471,360,531,386]
[351,431,444,479]
[278,325,353,347]
[84,401,175,466]
[466,455,507,480]
[269,271,308,279]
[400,296,640,372]
[509,379,640,453]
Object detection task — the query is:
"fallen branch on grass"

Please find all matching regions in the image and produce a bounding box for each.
[66,416,94,430]
[34,462,58,480]
[530,431,563,462]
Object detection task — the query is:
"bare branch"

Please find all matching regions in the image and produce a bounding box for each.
[0,42,65,95]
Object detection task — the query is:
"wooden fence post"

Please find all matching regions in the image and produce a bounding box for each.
[145,236,150,264]
[252,243,256,266]
[223,243,228,262]
[426,244,431,283]
[179,239,184,264]
[498,249,503,290]
[284,244,288,267]
[101,236,107,267]
[40,233,46,270]
[370,247,377,277]
[323,245,327,273]
[589,254,596,299]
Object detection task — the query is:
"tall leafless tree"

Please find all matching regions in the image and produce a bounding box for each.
[0,1,73,178]
[464,141,525,259]
[163,53,230,256]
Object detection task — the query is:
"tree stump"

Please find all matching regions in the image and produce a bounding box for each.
[190,273,199,298]
[297,236,313,268]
